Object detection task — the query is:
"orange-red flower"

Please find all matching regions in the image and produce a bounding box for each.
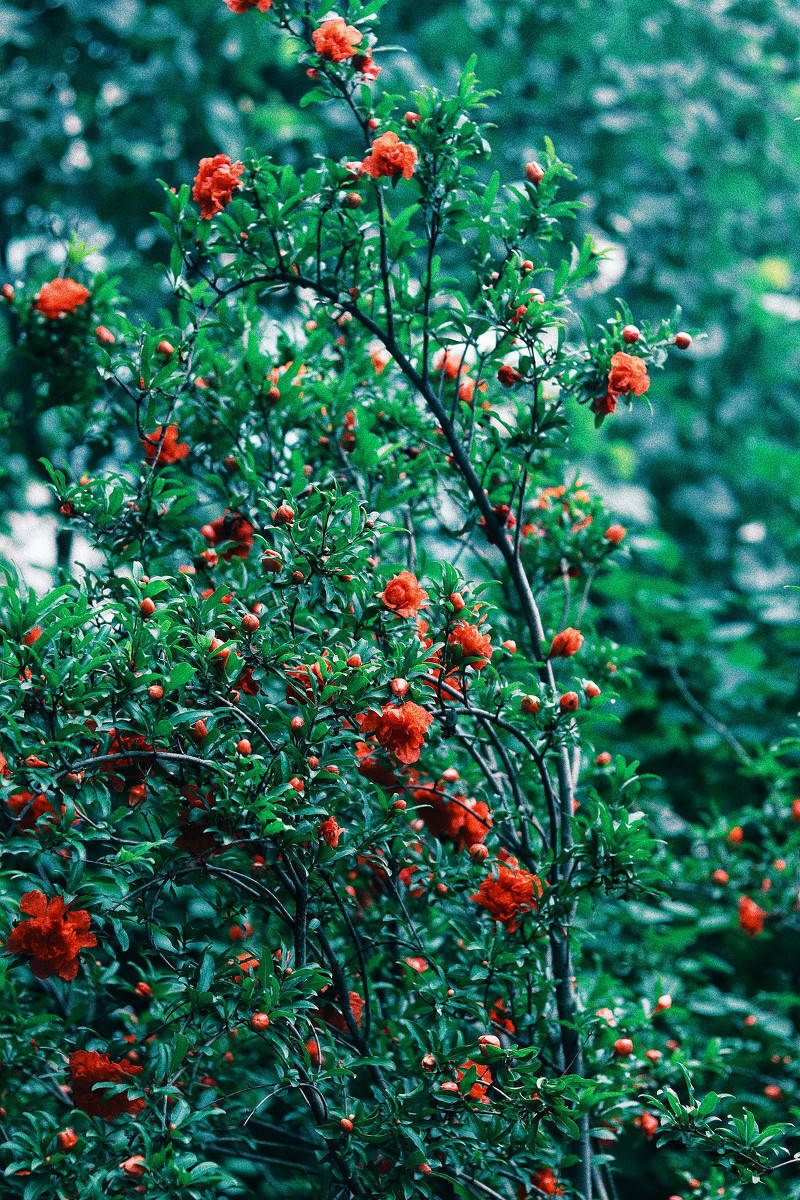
[361,132,418,181]
[192,154,244,219]
[69,1050,144,1119]
[5,891,97,980]
[738,895,767,937]
[448,621,493,670]
[380,570,429,618]
[141,425,190,466]
[312,16,362,61]
[34,278,90,319]
[357,702,433,765]
[223,0,271,11]
[471,853,542,932]
[548,627,583,658]
[607,351,650,397]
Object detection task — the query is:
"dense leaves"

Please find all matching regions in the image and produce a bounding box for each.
[1,2,800,1199]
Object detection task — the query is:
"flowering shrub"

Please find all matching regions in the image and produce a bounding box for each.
[1,3,798,1198]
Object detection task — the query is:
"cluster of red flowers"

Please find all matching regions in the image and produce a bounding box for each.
[471,852,543,932]
[593,351,650,417]
[142,424,190,466]
[357,702,433,765]
[34,278,90,319]
[380,570,429,617]
[5,891,97,980]
[192,153,244,219]
[69,1050,144,1119]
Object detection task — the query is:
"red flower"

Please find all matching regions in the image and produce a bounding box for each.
[380,570,429,617]
[5,891,97,980]
[237,666,260,696]
[591,391,618,417]
[96,729,154,791]
[312,16,362,61]
[361,132,418,181]
[608,351,650,397]
[69,1050,144,1119]
[416,788,493,851]
[223,0,271,10]
[529,1168,564,1196]
[352,53,380,80]
[7,791,60,831]
[471,854,543,932]
[548,627,583,658]
[738,895,767,937]
[141,425,189,466]
[479,504,515,546]
[433,349,466,379]
[318,816,342,847]
[448,621,493,670]
[285,654,334,703]
[203,511,255,560]
[489,997,516,1034]
[34,279,90,319]
[192,154,244,219]
[455,1059,492,1101]
[357,702,433,765]
[320,989,364,1032]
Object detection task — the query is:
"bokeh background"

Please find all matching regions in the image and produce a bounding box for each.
[2,0,800,968]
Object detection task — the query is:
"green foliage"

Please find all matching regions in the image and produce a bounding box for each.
[2,2,800,1199]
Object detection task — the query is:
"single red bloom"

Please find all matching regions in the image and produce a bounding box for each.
[472,854,543,933]
[548,627,583,658]
[203,511,255,560]
[448,621,493,670]
[192,154,244,219]
[7,790,60,831]
[416,787,493,851]
[608,350,650,397]
[361,133,418,181]
[318,816,342,848]
[455,1059,492,1101]
[34,279,90,319]
[223,0,271,10]
[738,895,767,937]
[591,391,618,417]
[5,891,97,981]
[357,702,433,765]
[69,1050,144,1119]
[141,425,190,466]
[380,570,429,618]
[312,16,362,62]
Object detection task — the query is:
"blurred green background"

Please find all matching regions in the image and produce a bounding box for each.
[2,0,799,816]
